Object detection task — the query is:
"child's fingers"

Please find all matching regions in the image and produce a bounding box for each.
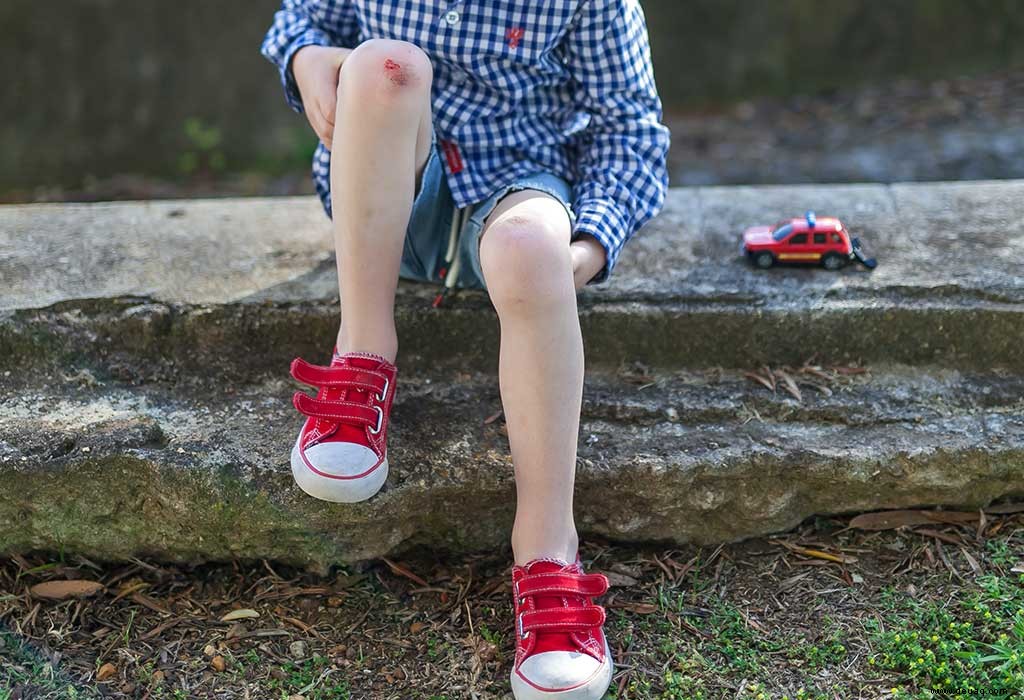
[316,102,335,149]
[319,98,336,135]
[306,109,328,149]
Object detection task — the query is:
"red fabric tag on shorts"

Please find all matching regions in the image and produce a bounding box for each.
[439,139,464,174]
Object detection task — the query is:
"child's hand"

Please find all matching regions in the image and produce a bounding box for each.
[570,233,607,290]
[292,45,352,150]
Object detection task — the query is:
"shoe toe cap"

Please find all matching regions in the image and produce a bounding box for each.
[300,441,381,479]
[291,440,388,503]
[513,651,610,697]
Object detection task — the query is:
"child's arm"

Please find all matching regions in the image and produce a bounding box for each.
[261,0,360,146]
[561,0,671,286]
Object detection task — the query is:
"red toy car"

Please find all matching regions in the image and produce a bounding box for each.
[741,211,876,270]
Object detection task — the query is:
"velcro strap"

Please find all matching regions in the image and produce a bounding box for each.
[292,392,379,425]
[521,606,605,633]
[290,358,388,394]
[516,573,609,598]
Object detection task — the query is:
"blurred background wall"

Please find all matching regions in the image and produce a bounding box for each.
[2,0,1023,192]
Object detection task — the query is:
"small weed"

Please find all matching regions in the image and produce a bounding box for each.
[703,603,783,673]
[986,538,1020,569]
[866,574,1024,698]
[478,623,503,647]
[267,654,349,700]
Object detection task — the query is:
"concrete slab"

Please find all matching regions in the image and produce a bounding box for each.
[4,181,1024,311]
[0,198,332,311]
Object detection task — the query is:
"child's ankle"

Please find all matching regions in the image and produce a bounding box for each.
[335,334,398,364]
[511,530,580,566]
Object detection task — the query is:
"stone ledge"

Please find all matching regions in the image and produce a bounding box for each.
[2,296,1022,378]
[2,367,1022,568]
[2,181,1022,375]
[3,181,1023,310]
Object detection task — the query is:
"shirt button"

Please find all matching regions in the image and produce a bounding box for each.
[444,10,460,25]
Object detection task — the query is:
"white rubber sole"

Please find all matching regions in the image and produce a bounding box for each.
[290,437,389,503]
[510,640,613,700]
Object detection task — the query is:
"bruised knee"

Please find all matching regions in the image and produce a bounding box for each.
[337,38,433,103]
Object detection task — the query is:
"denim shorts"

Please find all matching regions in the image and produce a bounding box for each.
[399,128,576,291]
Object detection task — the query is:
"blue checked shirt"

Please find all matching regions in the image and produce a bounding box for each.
[261,0,670,283]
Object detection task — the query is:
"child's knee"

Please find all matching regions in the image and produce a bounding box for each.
[338,39,433,105]
[480,212,573,309]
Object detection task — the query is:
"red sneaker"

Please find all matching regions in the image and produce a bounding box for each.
[510,556,613,699]
[289,349,397,503]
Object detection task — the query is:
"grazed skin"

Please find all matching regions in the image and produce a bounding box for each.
[383,58,409,86]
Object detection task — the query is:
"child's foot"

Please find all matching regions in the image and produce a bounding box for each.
[510,556,612,699]
[289,349,397,503]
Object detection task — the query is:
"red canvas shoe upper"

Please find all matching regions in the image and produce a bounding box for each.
[511,557,610,674]
[290,349,397,480]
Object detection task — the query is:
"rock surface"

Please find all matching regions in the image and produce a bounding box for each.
[1,367,1022,569]
[1,183,1023,566]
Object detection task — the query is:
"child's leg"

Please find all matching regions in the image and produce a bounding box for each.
[477,189,581,565]
[331,39,435,362]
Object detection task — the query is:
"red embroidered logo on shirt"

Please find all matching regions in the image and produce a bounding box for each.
[439,139,464,174]
[505,26,524,49]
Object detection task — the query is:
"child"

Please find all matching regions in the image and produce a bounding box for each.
[261,1,669,696]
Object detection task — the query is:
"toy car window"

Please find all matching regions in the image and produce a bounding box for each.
[813,233,826,244]
[771,224,794,241]
[830,232,841,243]
[790,233,808,244]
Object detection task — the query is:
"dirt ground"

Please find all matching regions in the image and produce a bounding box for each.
[1,505,1022,700]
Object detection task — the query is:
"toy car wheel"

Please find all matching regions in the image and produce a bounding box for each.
[754,252,774,269]
[821,253,847,271]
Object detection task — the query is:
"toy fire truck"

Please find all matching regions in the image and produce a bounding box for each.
[741,211,877,270]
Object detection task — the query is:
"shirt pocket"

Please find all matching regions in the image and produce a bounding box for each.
[460,1,580,88]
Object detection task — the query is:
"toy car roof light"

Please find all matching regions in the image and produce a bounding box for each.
[805,210,816,228]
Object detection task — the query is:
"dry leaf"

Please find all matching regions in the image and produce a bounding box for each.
[96,663,117,681]
[381,558,429,587]
[776,370,803,402]
[220,608,260,622]
[849,509,978,531]
[609,601,658,614]
[211,655,226,672]
[960,548,982,574]
[914,528,964,546]
[604,571,639,587]
[409,621,427,634]
[30,580,104,600]
[743,371,774,392]
[806,382,833,396]
[791,546,856,564]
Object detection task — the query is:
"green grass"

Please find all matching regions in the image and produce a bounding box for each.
[0,627,97,699]
[866,573,1024,699]
[266,655,350,700]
